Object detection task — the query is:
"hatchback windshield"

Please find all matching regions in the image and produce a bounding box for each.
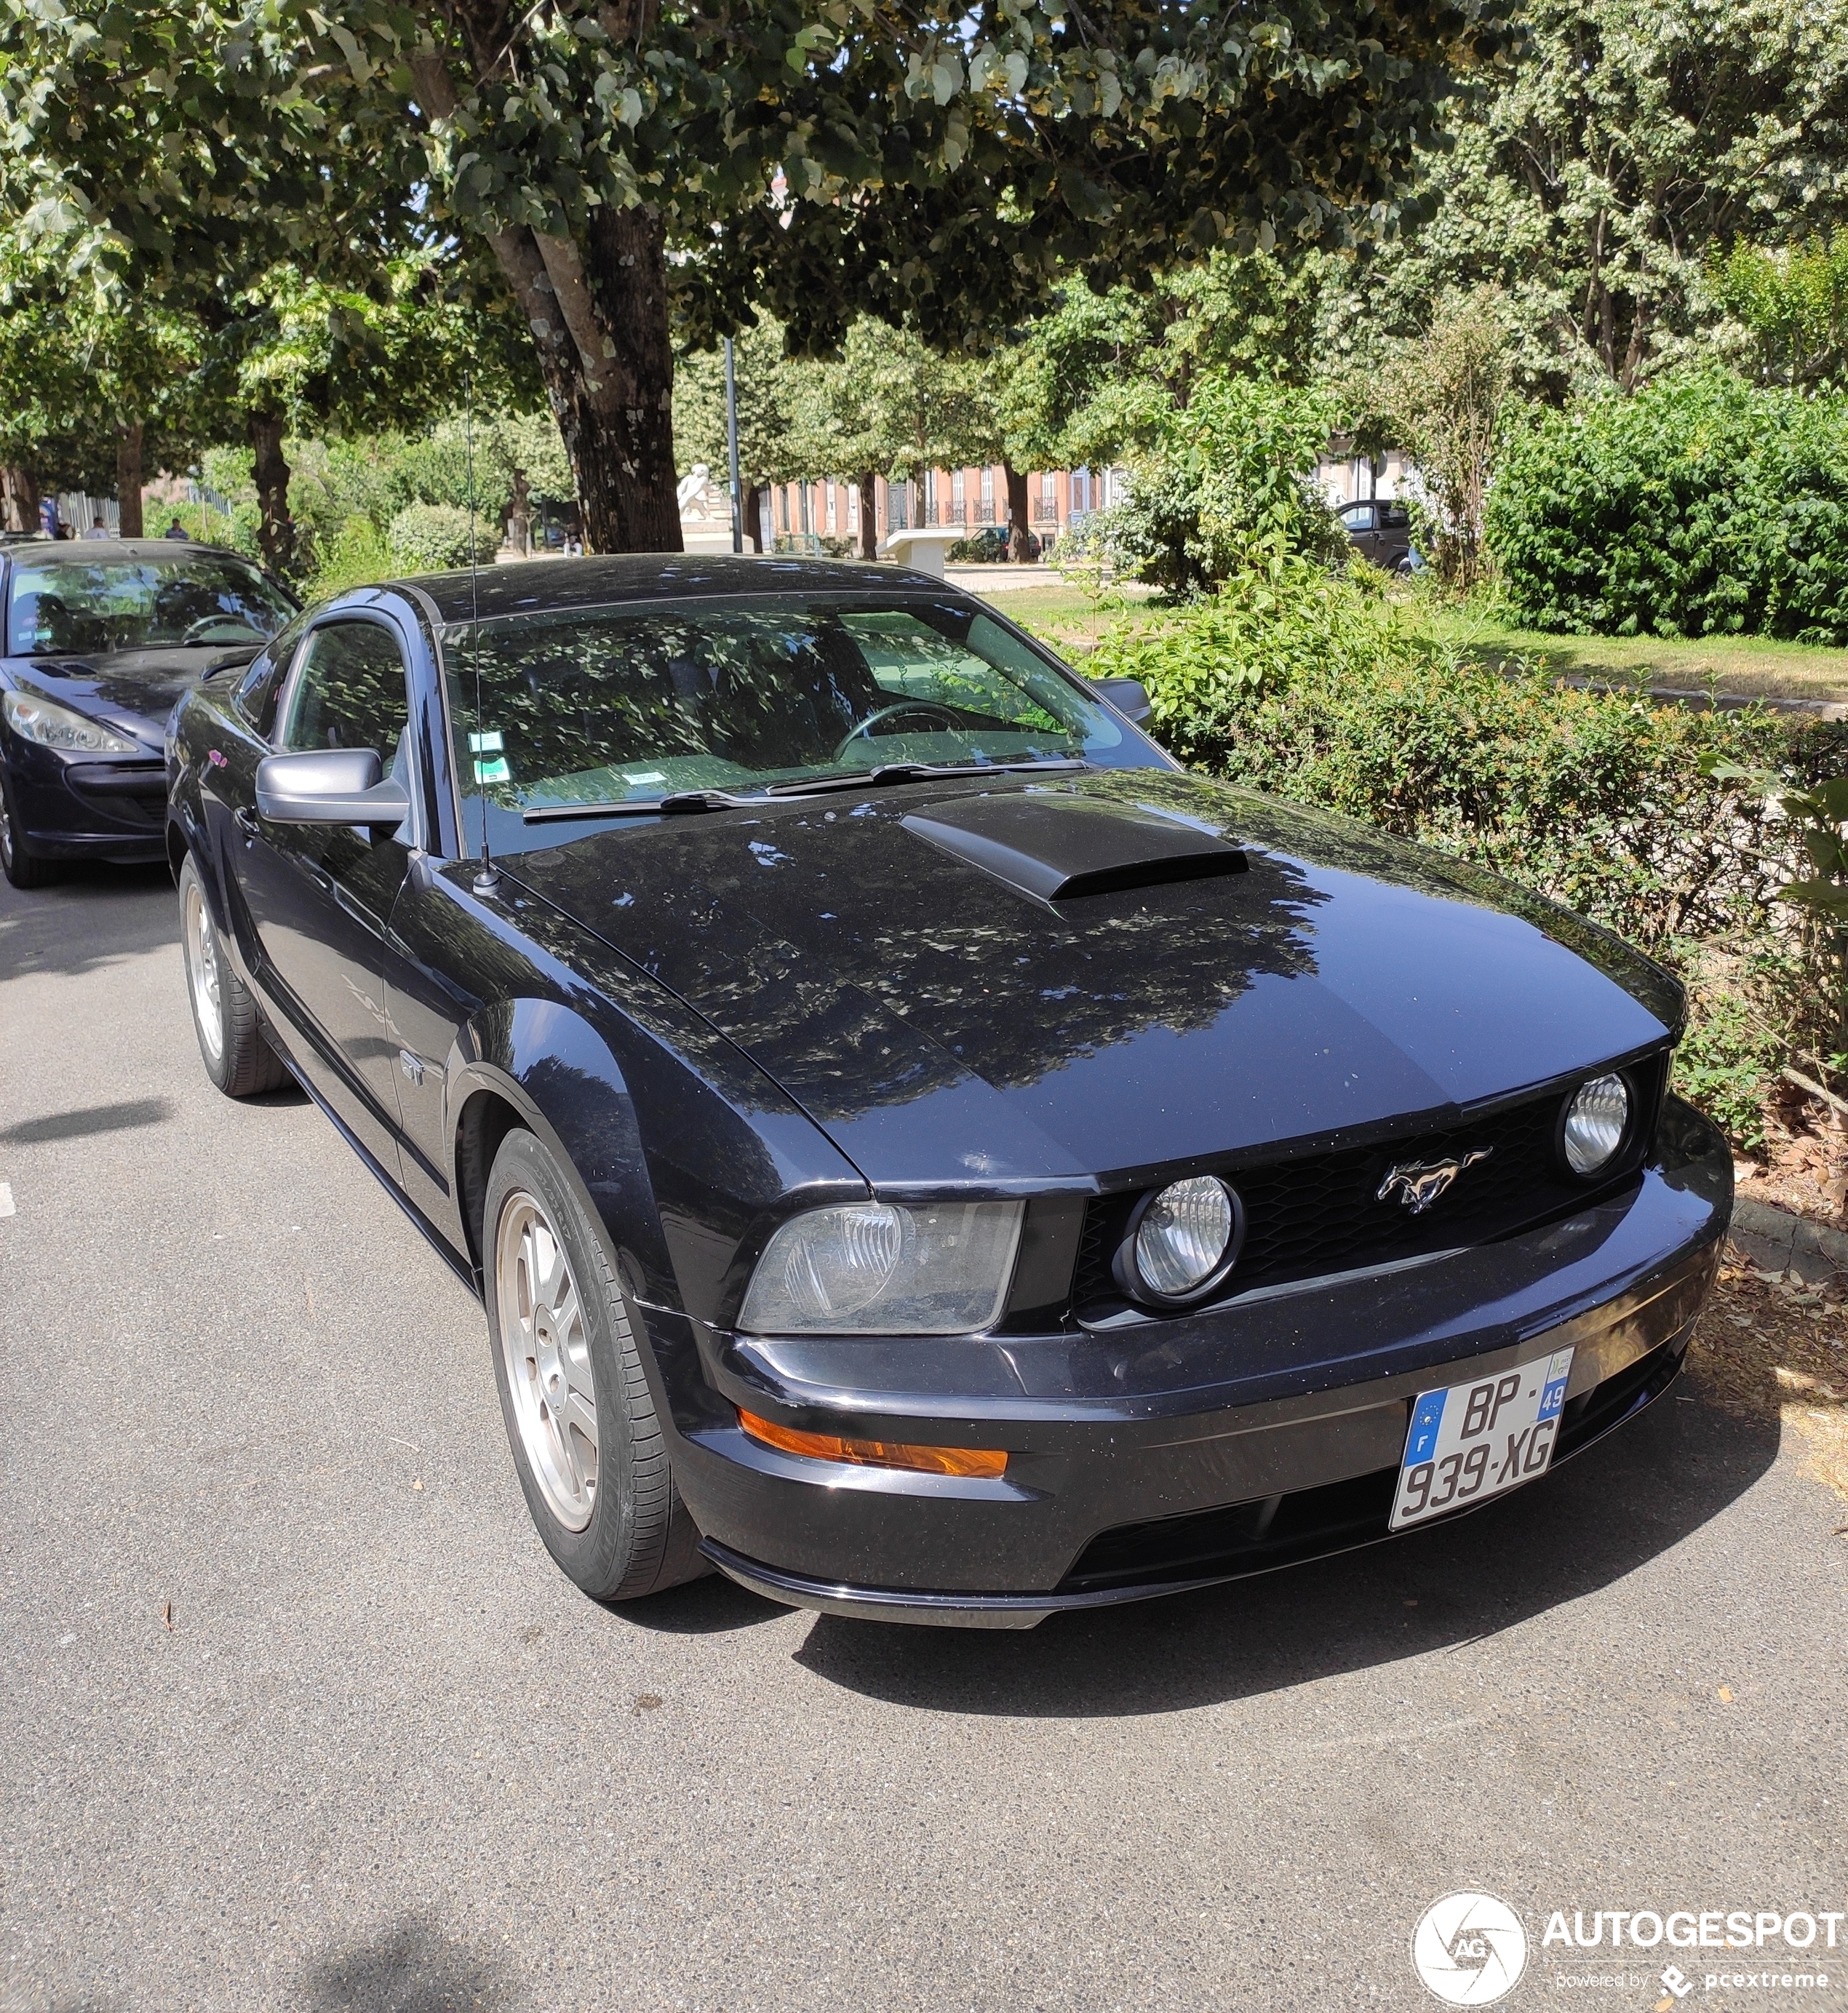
[7,553,298,655]
[442,597,1159,853]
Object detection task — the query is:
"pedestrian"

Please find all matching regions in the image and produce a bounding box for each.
[162,517,188,541]
[83,515,111,540]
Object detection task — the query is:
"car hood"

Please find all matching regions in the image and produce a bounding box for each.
[7,647,254,744]
[508,770,1682,1187]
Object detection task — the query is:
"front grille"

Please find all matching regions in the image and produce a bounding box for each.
[1057,1333,1688,1596]
[1072,1053,1668,1315]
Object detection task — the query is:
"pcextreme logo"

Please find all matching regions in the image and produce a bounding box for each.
[1411,1893,1531,2005]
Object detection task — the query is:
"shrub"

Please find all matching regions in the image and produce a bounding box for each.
[303,516,393,602]
[386,502,499,573]
[1088,560,1848,1141]
[1486,368,1848,642]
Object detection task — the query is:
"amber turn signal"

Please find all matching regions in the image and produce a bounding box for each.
[737,1408,1007,1478]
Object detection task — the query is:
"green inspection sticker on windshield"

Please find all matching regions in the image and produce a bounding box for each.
[469,729,511,784]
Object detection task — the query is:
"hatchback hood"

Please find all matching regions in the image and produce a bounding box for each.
[8,647,252,742]
[509,771,1681,1187]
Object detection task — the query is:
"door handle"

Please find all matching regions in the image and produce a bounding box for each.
[235,807,260,838]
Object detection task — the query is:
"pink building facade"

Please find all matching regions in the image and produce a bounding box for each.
[765,464,1124,551]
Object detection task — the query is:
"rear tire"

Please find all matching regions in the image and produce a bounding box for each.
[179,853,288,1096]
[483,1128,706,1603]
[0,766,58,888]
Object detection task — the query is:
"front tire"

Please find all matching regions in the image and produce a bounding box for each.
[0,765,58,888]
[179,853,288,1096]
[483,1128,706,1603]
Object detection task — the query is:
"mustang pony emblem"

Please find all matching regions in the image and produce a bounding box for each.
[1377,1149,1493,1215]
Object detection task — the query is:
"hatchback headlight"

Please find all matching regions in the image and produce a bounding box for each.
[1125,1175,1244,1302]
[738,1200,1024,1336]
[1562,1072,1630,1176]
[2,688,138,754]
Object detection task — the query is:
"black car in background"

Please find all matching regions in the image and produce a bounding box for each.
[0,540,297,888]
[1339,498,1415,571]
[165,556,1729,1627]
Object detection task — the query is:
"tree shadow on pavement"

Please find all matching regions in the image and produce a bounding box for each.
[0,861,176,979]
[789,1390,1782,1717]
[301,1914,518,2012]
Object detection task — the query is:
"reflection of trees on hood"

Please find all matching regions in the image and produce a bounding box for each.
[527,772,1339,1117]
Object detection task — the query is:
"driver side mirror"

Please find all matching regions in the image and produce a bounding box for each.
[1092,677,1152,726]
[255,748,409,830]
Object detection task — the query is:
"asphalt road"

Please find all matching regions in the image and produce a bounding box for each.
[3,862,1845,2013]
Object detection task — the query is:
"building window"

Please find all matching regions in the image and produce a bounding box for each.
[848,484,859,530]
[826,483,837,533]
[923,469,939,526]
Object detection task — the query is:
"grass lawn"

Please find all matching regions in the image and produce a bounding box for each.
[991,582,1152,655]
[1419,603,1848,707]
[1005,578,1848,706]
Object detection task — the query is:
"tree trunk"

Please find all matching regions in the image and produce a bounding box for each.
[0,463,38,535]
[1005,463,1031,562]
[859,472,879,560]
[248,410,295,574]
[116,423,145,538]
[410,48,681,553]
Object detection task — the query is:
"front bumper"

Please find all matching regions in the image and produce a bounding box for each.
[660,1099,1731,1627]
[3,736,168,861]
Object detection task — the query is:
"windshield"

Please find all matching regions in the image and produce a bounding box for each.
[442,595,1162,856]
[7,554,298,655]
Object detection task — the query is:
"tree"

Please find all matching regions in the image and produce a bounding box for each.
[1315,0,1848,397]
[1372,287,1513,586]
[1710,238,1848,390]
[1,0,1516,554]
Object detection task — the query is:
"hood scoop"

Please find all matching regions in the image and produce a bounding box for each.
[901,792,1246,905]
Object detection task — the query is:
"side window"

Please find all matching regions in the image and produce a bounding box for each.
[1341,503,1375,530]
[279,621,411,768]
[234,617,304,738]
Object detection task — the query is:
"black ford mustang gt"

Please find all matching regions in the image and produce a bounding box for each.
[165,555,1730,1627]
[0,539,298,887]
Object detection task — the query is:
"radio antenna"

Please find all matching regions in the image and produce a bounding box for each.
[465,369,498,896]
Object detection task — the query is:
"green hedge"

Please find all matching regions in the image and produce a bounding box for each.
[1088,559,1848,1146]
[386,502,499,574]
[1486,369,1848,644]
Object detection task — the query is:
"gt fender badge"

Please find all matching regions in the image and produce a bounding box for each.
[1377,1149,1492,1214]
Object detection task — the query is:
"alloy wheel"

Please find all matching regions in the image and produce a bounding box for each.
[183,877,225,1064]
[495,1190,599,1531]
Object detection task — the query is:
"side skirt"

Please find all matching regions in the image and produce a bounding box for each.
[269,1040,481,1301]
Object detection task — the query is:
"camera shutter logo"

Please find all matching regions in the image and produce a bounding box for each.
[1410,1892,1529,2006]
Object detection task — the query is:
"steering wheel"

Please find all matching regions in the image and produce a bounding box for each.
[834,701,962,763]
[180,617,262,645]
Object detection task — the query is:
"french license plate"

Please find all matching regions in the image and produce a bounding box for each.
[1390,1348,1574,1531]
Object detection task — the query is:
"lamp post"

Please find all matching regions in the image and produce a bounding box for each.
[725,336,743,554]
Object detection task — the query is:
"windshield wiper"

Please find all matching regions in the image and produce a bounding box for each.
[518,758,1090,823]
[521,789,765,824]
[762,757,1090,798]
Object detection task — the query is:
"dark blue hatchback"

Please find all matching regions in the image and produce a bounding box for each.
[0,539,296,888]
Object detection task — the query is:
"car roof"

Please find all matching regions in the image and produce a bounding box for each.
[394,553,952,624]
[6,538,256,568]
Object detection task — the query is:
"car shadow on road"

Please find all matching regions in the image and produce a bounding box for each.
[298,1913,516,2012]
[0,860,176,978]
[785,1390,1783,1717]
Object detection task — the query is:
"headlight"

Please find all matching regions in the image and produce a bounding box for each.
[738,1200,1024,1336]
[1562,1072,1630,1176]
[2,688,138,754]
[1128,1175,1243,1300]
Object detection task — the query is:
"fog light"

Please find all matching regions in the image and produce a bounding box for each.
[738,1409,1008,1478]
[1562,1072,1630,1176]
[1132,1176,1241,1299]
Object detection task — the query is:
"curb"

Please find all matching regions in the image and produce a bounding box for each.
[1729,1196,1848,1284]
